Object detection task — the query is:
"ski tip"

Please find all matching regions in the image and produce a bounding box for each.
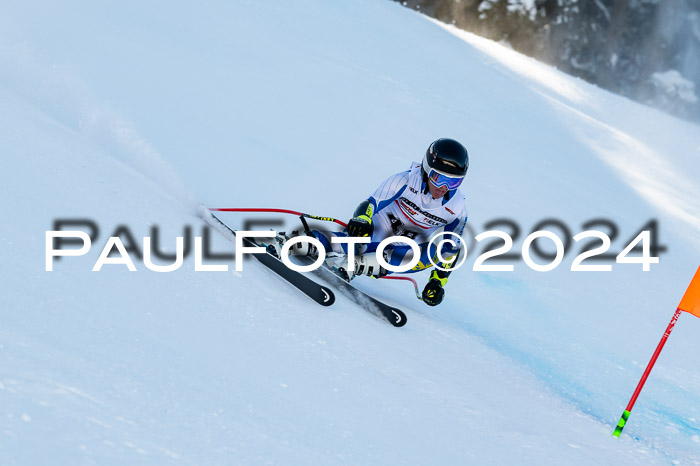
[320,287,335,306]
[391,309,407,327]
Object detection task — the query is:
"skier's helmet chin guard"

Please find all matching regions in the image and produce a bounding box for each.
[422,138,469,190]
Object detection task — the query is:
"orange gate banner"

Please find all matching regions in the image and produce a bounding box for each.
[679,266,700,318]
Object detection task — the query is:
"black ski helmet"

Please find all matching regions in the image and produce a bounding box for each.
[422,138,469,178]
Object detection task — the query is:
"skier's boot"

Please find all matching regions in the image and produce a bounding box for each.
[264,230,317,259]
[325,252,387,281]
[261,231,288,259]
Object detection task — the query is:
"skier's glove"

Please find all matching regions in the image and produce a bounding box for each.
[422,279,444,306]
[422,270,448,306]
[347,215,373,237]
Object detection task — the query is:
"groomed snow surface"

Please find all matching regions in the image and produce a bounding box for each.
[1,1,700,464]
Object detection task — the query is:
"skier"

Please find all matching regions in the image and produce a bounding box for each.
[314,138,469,307]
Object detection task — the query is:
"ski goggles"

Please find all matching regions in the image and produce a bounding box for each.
[427,169,463,190]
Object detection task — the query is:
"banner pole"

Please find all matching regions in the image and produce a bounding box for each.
[613,307,682,437]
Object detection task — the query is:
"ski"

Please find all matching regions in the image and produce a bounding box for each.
[298,257,407,327]
[204,210,405,325]
[205,212,335,306]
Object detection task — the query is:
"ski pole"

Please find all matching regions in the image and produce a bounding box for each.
[613,307,682,437]
[379,276,422,300]
[208,207,348,228]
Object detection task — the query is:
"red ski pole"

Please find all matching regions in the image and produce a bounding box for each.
[209,207,348,228]
[380,276,422,300]
[612,307,682,437]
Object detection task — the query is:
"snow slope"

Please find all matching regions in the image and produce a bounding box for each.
[1,0,700,464]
